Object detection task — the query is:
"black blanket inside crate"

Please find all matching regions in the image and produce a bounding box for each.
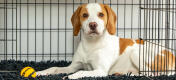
[0,60,175,80]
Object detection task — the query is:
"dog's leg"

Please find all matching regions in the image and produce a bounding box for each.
[36,67,70,76]
[67,54,112,79]
[68,69,107,79]
[130,51,154,76]
[36,52,83,76]
[36,61,82,76]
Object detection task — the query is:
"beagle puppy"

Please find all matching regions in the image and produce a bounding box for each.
[36,3,175,79]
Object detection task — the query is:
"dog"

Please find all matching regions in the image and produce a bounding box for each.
[36,3,175,79]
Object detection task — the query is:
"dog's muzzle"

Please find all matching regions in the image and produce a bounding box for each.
[89,22,99,34]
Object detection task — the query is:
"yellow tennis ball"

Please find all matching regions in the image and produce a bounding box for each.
[20,67,36,78]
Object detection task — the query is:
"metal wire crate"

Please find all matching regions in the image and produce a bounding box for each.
[0,0,175,76]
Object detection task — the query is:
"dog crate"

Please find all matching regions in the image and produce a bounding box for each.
[0,0,175,76]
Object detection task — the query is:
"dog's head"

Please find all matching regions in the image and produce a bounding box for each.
[71,3,117,37]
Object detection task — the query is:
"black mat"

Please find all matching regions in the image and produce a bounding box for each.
[0,60,176,80]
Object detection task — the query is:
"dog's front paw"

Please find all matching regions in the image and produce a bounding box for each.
[68,75,80,79]
[68,71,84,79]
[36,71,49,76]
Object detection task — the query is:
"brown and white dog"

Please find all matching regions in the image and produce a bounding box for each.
[36,3,175,79]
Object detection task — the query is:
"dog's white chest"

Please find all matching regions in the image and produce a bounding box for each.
[81,53,97,70]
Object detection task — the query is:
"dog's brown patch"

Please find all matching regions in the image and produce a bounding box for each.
[71,4,87,36]
[119,38,134,55]
[102,4,117,35]
[99,4,108,27]
[79,4,89,22]
[150,50,175,71]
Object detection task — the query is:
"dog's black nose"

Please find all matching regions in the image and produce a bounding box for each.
[89,22,97,30]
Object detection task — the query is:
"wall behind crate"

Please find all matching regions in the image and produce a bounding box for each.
[0,0,175,61]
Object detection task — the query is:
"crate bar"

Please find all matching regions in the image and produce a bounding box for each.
[0,39,16,41]
[0,28,174,31]
[19,0,22,60]
[165,0,169,75]
[160,0,164,75]
[0,2,175,5]
[140,70,176,72]
[72,0,74,57]
[3,0,6,60]
[123,0,126,38]
[138,0,142,76]
[0,53,73,56]
[27,0,29,61]
[65,0,67,61]
[131,0,134,38]
[153,0,157,75]
[116,0,118,36]
[110,0,111,7]
[147,0,151,75]
[80,0,82,41]
[35,0,37,61]
[50,0,52,60]
[42,0,45,61]
[157,0,161,75]
[16,0,18,60]
[150,0,154,75]
[57,0,60,60]
[145,0,149,75]
[5,0,8,60]
[143,0,146,75]
[166,0,170,75]
[12,0,14,59]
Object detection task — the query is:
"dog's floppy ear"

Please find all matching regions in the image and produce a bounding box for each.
[71,6,82,36]
[104,5,117,35]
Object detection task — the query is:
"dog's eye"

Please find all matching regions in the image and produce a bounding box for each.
[98,13,104,17]
[83,13,88,18]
